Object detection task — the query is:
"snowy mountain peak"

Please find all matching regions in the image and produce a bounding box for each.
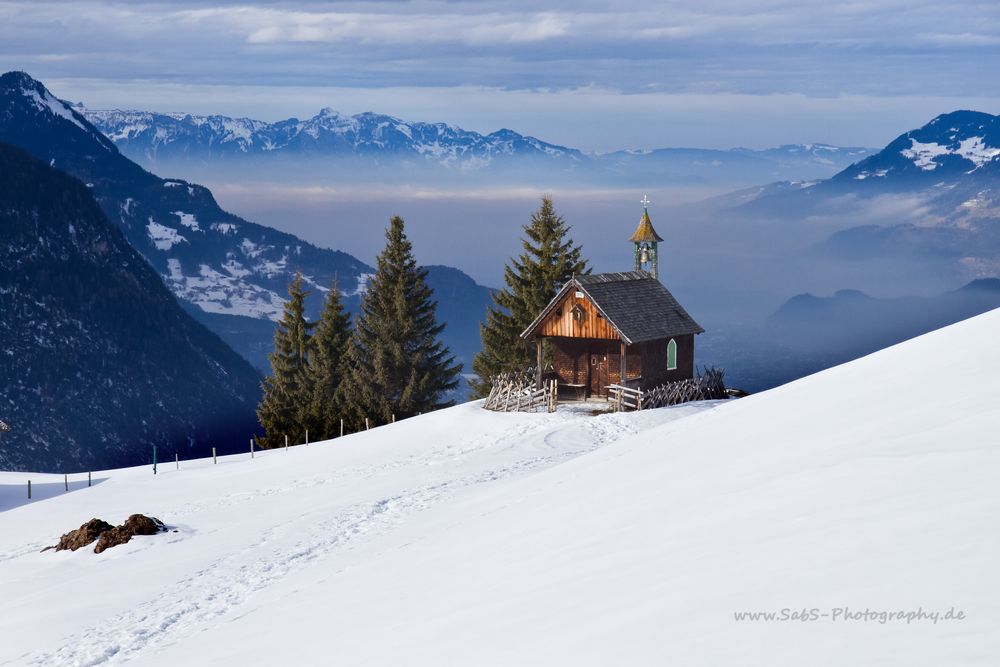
[0,71,113,151]
[833,109,1000,183]
[898,110,1000,172]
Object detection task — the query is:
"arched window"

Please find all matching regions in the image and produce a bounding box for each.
[666,338,677,370]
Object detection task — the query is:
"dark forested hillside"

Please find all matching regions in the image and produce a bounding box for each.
[0,71,492,375]
[0,142,262,472]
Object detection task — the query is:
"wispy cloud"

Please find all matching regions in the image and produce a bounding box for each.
[1,0,998,148]
[176,7,573,46]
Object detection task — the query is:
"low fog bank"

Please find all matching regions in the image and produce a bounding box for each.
[204,179,968,310]
[178,175,992,393]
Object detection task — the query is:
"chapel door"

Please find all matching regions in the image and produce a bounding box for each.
[589,352,607,396]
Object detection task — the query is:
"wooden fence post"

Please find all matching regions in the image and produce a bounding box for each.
[27,479,31,499]
[251,438,255,459]
[64,474,68,491]
[212,447,217,464]
[392,414,396,423]
[285,434,289,451]
[88,471,91,487]
[153,445,157,475]
[176,452,179,469]
[365,418,370,431]
[305,429,309,446]
[340,419,344,438]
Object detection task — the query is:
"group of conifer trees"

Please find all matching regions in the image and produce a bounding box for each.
[256,198,587,441]
[470,196,588,398]
[256,216,460,447]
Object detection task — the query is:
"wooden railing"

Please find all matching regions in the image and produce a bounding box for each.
[609,367,728,412]
[483,369,558,413]
[607,384,642,411]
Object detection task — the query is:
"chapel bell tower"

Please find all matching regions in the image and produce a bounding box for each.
[630,195,663,279]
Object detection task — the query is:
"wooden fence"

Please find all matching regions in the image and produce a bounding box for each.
[483,368,558,413]
[608,367,728,412]
[607,384,642,411]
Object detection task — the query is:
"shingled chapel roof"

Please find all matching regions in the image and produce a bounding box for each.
[521,271,704,345]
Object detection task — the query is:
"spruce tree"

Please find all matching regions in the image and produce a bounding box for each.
[340,216,460,429]
[301,276,352,440]
[257,272,314,447]
[470,196,588,397]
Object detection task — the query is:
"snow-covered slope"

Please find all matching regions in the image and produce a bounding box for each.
[2,310,999,665]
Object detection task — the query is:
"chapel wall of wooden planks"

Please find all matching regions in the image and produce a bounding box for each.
[545,334,695,397]
[638,334,695,387]
[536,291,620,340]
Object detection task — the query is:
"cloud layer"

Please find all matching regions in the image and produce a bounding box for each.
[1,0,998,148]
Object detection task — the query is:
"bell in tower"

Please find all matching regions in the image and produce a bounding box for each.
[629,195,664,279]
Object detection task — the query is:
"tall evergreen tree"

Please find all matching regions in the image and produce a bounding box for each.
[470,196,588,397]
[340,216,460,429]
[257,273,314,447]
[301,276,352,440]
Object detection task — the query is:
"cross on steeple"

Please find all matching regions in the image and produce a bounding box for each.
[640,195,651,208]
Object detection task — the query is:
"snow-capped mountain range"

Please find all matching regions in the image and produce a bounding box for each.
[708,109,1000,284]
[725,111,1000,223]
[80,106,874,186]
[735,110,1000,211]
[81,106,583,166]
[0,71,492,373]
[836,110,1000,183]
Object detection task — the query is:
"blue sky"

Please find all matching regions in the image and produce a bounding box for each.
[2,0,999,150]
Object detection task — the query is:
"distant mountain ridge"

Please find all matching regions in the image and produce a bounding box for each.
[768,278,1000,351]
[0,141,262,472]
[699,278,1000,393]
[731,110,1000,218]
[80,106,874,186]
[0,71,492,373]
[707,110,1000,280]
[833,110,1000,186]
[81,106,584,169]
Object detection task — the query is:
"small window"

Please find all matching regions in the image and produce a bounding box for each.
[571,305,585,321]
[666,338,677,370]
[575,291,584,298]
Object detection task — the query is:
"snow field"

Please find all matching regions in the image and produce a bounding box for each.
[1,309,998,665]
[0,401,714,665]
